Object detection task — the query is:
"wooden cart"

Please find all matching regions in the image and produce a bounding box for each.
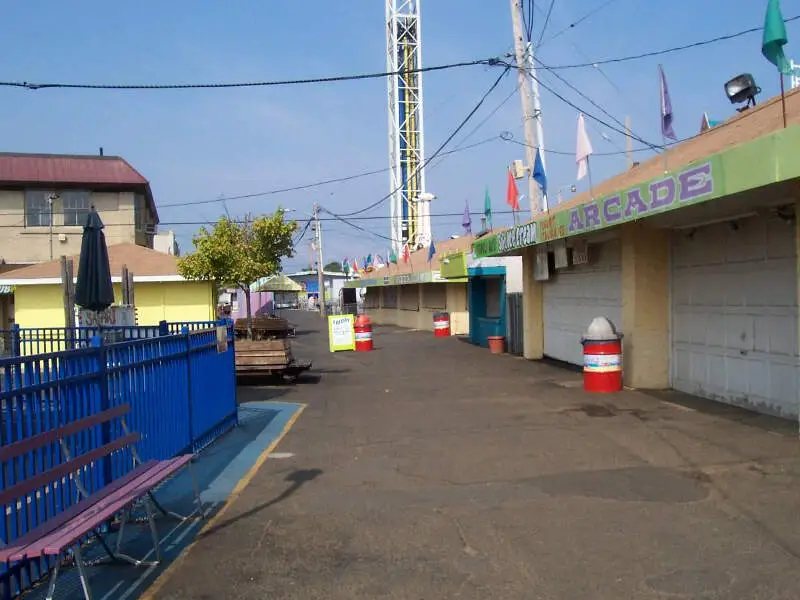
[233,316,295,340]
[234,337,311,381]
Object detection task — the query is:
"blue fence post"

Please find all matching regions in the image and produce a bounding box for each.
[11,323,20,357]
[182,326,196,451]
[158,320,169,337]
[90,335,113,486]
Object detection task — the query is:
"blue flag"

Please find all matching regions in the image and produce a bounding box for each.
[532,149,547,198]
[427,240,437,263]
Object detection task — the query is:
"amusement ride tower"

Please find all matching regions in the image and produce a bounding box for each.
[385,0,431,254]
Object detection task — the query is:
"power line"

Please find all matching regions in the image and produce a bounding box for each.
[535,0,557,49]
[159,135,500,209]
[541,0,623,46]
[0,58,505,91]
[544,15,800,69]
[535,61,661,152]
[500,132,652,156]
[523,67,661,150]
[332,65,512,218]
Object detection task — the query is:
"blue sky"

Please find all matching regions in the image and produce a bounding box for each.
[0,1,796,271]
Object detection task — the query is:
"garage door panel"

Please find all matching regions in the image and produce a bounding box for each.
[671,216,798,418]
[544,240,622,366]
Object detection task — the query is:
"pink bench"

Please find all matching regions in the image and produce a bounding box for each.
[0,404,200,600]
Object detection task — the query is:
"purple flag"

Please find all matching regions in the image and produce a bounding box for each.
[659,64,677,141]
[462,200,472,234]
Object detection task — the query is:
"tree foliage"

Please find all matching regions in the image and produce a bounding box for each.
[324,261,343,272]
[178,212,298,328]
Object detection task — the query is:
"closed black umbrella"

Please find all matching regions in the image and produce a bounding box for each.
[74,209,115,311]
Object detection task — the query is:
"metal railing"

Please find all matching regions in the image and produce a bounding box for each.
[0,320,236,596]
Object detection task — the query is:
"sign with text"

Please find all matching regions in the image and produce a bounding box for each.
[473,221,537,258]
[328,315,355,352]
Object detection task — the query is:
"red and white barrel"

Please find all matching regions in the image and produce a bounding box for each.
[354,314,373,352]
[433,312,451,337]
[581,317,623,393]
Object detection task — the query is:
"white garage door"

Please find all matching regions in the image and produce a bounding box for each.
[543,240,622,366]
[671,216,798,417]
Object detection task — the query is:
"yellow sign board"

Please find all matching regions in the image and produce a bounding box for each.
[328,314,355,352]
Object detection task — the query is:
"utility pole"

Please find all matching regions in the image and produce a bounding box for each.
[510,0,542,219]
[313,202,326,319]
[526,41,547,211]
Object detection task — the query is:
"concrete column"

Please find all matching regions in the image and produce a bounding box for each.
[620,222,670,389]
[521,247,544,359]
[796,199,800,379]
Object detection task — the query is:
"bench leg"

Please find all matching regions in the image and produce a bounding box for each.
[73,544,94,600]
[148,461,203,522]
[44,559,61,600]
[109,500,161,567]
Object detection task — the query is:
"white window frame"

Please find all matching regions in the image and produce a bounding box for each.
[24,190,54,227]
[62,190,91,226]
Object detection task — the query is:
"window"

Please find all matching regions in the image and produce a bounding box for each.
[62,191,90,226]
[24,190,53,227]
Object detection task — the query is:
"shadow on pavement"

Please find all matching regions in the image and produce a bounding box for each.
[18,401,303,600]
[199,468,323,539]
[644,389,797,435]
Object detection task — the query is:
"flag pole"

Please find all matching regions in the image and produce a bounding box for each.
[587,158,595,200]
[780,71,788,128]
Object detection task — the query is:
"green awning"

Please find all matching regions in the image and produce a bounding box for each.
[252,274,303,293]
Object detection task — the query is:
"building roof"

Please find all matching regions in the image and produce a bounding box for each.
[0,243,185,284]
[252,274,304,292]
[366,235,477,279]
[545,87,800,220]
[0,152,159,223]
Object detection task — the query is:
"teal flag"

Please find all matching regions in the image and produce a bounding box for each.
[483,186,492,230]
[763,0,791,75]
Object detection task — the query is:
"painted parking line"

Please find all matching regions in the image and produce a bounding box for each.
[138,402,306,600]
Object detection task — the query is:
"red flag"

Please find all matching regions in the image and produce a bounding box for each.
[506,169,520,211]
[402,243,410,264]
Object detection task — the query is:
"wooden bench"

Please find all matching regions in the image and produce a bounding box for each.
[0,404,200,600]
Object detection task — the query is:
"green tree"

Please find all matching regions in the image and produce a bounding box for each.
[178,212,298,336]
[324,261,343,272]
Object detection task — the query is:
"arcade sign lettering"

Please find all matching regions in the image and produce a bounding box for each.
[567,161,714,234]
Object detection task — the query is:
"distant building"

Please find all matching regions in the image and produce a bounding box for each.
[0,152,159,264]
[154,230,180,256]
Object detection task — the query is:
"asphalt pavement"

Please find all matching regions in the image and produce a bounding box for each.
[150,310,800,600]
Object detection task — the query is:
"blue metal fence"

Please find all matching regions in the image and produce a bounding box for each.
[0,320,237,596]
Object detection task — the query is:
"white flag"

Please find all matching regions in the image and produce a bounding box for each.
[576,113,594,181]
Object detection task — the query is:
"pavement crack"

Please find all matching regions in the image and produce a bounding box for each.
[435,508,479,557]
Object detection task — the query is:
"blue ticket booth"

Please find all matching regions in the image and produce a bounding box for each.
[468,266,507,347]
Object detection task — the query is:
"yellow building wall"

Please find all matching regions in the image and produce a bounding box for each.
[13,280,215,329]
[364,282,469,335]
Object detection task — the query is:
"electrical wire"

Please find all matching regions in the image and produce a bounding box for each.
[540,0,624,47]
[429,82,520,169]
[523,67,660,150]
[534,60,661,152]
[293,219,312,245]
[159,135,500,209]
[0,58,505,91]
[535,0,557,49]
[544,15,800,68]
[331,66,512,218]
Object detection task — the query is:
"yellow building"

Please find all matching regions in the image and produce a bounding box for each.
[0,243,215,328]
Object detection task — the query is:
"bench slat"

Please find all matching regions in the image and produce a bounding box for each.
[0,404,132,463]
[38,455,194,557]
[0,460,159,563]
[0,433,140,507]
